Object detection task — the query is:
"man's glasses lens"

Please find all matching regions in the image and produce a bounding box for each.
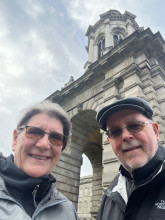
[106,121,146,139]
[25,126,65,146]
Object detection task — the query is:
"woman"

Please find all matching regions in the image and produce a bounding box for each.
[0,100,79,219]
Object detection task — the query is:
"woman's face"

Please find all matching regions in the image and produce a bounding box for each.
[12,113,64,177]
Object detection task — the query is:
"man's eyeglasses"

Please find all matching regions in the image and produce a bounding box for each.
[18,126,67,146]
[106,121,153,139]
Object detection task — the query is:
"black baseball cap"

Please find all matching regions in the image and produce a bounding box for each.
[96,97,153,131]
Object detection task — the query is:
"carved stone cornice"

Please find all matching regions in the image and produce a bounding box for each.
[47,28,165,105]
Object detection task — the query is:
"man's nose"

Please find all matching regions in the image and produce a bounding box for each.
[121,127,134,141]
[35,134,50,149]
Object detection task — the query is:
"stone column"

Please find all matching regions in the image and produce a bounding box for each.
[83,141,103,220]
[126,20,135,35]
[123,71,144,97]
[53,151,82,209]
[101,79,122,187]
[151,67,165,145]
[93,43,98,62]
[109,26,114,47]
[105,19,111,48]
[102,131,120,187]
[88,36,94,62]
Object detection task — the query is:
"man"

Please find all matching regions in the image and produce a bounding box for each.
[96,97,165,220]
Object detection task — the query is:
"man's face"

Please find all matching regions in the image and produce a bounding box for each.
[106,109,159,173]
[12,113,63,177]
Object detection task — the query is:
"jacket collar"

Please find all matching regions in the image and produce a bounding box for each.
[0,154,56,216]
[120,145,165,186]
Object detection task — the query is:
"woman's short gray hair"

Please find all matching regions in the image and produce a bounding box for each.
[16,100,71,150]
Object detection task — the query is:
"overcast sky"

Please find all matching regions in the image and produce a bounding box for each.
[0,0,164,176]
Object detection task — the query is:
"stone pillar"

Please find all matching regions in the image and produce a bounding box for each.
[103,76,122,103]
[105,20,111,48]
[53,151,82,208]
[90,151,102,219]
[93,43,98,62]
[123,72,144,97]
[84,142,103,220]
[151,67,165,145]
[109,26,114,47]
[101,79,122,187]
[102,131,120,187]
[126,20,135,35]
[88,36,94,62]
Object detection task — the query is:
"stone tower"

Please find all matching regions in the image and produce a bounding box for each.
[47,9,165,219]
[84,10,143,71]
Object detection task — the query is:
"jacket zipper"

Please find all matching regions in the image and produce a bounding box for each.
[32,184,40,208]
[131,179,135,190]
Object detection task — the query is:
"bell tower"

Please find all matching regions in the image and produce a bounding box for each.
[84,10,143,71]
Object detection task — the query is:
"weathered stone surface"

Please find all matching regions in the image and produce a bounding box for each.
[46,9,165,220]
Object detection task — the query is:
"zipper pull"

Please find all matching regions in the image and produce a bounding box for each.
[32,184,40,208]
[131,179,135,189]
[32,184,40,196]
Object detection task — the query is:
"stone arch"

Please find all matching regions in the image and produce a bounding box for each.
[67,97,103,120]
[111,26,127,35]
[71,109,103,218]
[111,27,127,46]
[93,32,106,60]
[52,108,103,218]
[94,32,105,45]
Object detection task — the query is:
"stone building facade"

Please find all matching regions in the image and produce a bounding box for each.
[78,176,93,220]
[47,9,165,219]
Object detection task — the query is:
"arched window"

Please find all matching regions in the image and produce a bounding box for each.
[98,38,105,58]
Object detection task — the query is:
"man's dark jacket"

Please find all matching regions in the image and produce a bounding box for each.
[97,145,165,220]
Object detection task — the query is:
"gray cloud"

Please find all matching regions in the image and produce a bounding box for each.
[0,0,87,155]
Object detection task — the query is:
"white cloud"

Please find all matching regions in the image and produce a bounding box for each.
[66,0,126,30]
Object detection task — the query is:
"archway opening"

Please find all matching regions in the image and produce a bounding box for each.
[81,154,93,177]
[70,109,103,219]
[78,154,93,219]
[52,109,103,219]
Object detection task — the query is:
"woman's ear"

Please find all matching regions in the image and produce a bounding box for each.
[12,129,18,152]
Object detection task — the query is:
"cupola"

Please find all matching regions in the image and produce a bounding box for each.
[84,9,143,71]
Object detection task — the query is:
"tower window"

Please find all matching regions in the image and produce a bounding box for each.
[98,38,105,58]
